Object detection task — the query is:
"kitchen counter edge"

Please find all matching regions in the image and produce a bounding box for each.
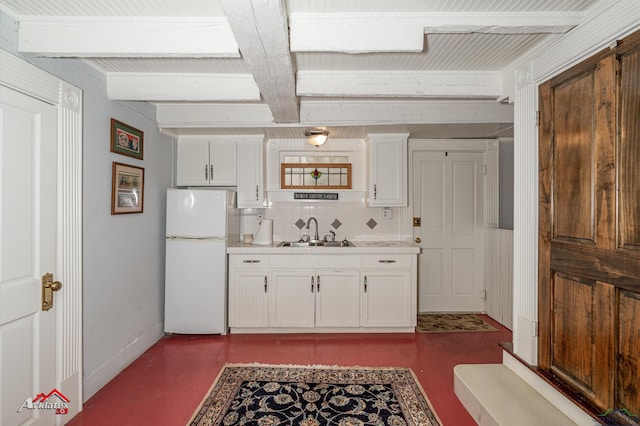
[227,241,420,254]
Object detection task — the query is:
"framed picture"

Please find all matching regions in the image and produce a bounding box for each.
[110,119,143,160]
[111,162,144,214]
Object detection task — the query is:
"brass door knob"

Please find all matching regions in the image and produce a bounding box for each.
[415,237,421,243]
[42,273,62,311]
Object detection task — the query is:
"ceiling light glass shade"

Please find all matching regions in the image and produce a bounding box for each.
[305,130,329,146]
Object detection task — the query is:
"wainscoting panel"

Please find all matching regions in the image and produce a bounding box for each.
[486,228,513,329]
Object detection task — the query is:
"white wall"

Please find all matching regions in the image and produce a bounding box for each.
[1,12,174,400]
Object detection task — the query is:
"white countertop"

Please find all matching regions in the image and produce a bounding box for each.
[227,240,420,254]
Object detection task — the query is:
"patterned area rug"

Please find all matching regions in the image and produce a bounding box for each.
[189,364,441,426]
[416,313,497,333]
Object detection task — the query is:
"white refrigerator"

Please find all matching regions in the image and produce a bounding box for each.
[164,188,239,334]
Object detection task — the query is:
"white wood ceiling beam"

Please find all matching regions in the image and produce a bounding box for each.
[220,0,299,123]
[297,71,501,99]
[156,103,275,128]
[106,73,261,101]
[300,100,514,125]
[290,12,584,53]
[17,17,239,57]
[155,100,513,129]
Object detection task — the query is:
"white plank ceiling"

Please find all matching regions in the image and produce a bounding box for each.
[0,0,603,139]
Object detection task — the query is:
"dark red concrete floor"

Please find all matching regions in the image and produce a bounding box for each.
[68,315,510,425]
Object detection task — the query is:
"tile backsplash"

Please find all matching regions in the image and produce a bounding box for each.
[240,201,408,243]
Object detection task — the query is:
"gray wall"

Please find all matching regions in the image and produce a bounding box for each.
[1,12,174,400]
[499,139,514,230]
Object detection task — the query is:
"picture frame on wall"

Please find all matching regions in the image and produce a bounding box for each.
[110,118,143,160]
[111,162,144,214]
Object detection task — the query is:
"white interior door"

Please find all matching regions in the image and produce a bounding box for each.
[413,151,486,312]
[0,87,61,425]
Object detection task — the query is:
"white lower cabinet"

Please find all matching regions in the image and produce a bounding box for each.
[361,255,416,328]
[228,253,416,333]
[361,270,412,327]
[228,255,269,328]
[269,269,316,327]
[269,269,360,328]
[315,270,361,327]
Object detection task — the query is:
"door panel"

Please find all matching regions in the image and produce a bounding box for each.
[413,151,486,312]
[0,87,58,426]
[619,47,640,251]
[552,72,596,244]
[550,274,596,392]
[617,290,640,416]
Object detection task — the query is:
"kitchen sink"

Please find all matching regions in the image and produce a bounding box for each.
[277,240,355,248]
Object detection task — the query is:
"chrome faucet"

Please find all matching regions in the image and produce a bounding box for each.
[306,217,319,241]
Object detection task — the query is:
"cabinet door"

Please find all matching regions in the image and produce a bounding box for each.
[209,139,237,185]
[229,269,269,328]
[361,270,412,327]
[315,270,360,327]
[237,137,264,208]
[368,133,408,206]
[269,270,315,327]
[176,137,210,186]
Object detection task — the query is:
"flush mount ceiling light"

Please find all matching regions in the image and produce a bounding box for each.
[305,129,329,147]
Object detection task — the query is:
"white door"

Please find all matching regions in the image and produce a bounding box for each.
[413,151,486,312]
[0,87,61,425]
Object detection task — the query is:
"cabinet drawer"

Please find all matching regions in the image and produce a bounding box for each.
[360,255,411,269]
[230,254,270,268]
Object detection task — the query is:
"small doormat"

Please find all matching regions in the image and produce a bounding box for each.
[189,363,441,425]
[416,313,497,333]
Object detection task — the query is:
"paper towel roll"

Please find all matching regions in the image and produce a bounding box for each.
[252,219,273,245]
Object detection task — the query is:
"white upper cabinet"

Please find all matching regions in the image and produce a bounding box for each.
[177,136,237,186]
[367,133,409,206]
[236,136,265,208]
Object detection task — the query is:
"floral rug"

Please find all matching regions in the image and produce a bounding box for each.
[189,364,441,426]
[416,313,497,333]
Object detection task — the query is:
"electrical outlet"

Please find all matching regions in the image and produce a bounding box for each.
[382,208,392,219]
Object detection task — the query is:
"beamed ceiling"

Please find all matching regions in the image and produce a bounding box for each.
[0,0,603,140]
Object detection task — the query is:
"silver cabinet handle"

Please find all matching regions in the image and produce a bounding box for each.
[210,164,213,180]
[364,276,368,292]
[373,184,377,200]
[264,275,267,293]
[316,275,320,292]
[204,164,208,180]
[311,276,314,293]
[242,259,261,263]
[255,185,259,201]
[378,260,396,263]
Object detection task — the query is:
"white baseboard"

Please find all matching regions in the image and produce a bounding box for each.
[82,322,164,401]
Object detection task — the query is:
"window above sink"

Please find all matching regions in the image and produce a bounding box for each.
[280,163,352,189]
[266,139,367,202]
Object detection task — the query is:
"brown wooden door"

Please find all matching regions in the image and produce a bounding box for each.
[538,31,640,424]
